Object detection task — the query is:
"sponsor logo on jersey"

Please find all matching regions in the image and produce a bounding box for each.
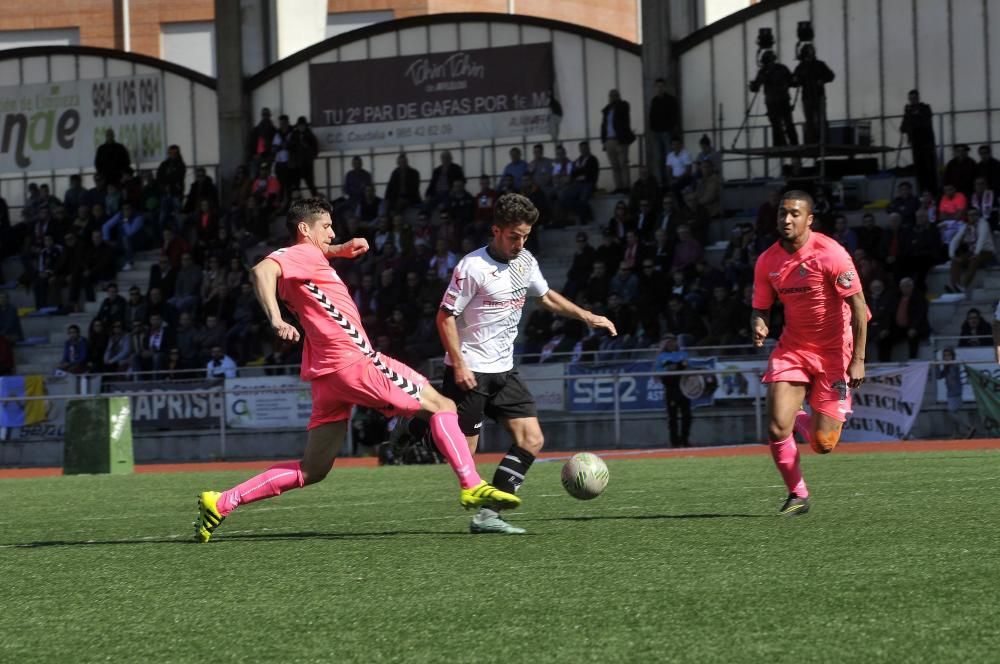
[837,270,855,288]
[777,286,812,294]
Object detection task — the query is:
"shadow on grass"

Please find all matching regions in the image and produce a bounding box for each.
[3,530,478,549]
[527,513,766,522]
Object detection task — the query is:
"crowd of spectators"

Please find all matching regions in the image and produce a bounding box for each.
[2,91,999,379]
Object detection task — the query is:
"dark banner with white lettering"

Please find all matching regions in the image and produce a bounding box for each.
[309,43,554,150]
[103,379,223,430]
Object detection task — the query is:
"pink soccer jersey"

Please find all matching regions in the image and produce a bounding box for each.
[265,243,373,380]
[753,231,862,353]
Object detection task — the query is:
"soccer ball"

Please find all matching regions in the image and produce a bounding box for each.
[561,453,610,500]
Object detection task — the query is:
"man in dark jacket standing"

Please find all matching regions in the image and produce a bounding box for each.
[900,90,937,195]
[600,89,635,194]
[648,78,679,184]
[95,129,131,186]
[792,45,835,144]
[385,153,422,213]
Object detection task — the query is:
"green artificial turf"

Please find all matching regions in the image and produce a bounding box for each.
[0,450,997,663]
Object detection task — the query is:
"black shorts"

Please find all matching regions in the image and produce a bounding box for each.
[441,366,538,436]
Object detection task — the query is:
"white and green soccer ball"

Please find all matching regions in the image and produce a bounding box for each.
[561,453,610,500]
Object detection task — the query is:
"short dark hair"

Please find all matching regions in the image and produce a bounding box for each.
[782,189,815,213]
[493,193,539,227]
[67,324,80,334]
[654,77,666,84]
[287,197,333,239]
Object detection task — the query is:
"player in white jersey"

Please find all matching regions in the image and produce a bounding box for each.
[437,193,617,533]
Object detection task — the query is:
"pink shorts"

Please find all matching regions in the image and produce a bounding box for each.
[308,353,427,430]
[762,343,852,422]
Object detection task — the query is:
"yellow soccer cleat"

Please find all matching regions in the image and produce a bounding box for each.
[459,481,522,511]
[194,491,225,543]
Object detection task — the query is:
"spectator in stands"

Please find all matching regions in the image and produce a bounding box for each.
[102,201,144,271]
[519,175,551,247]
[270,115,294,203]
[0,292,22,343]
[887,180,920,226]
[685,160,721,241]
[425,150,465,210]
[607,200,632,241]
[161,228,191,270]
[695,134,722,176]
[172,310,200,367]
[969,176,996,228]
[147,287,178,327]
[944,144,977,197]
[855,213,883,257]
[355,185,382,224]
[721,224,752,288]
[600,89,635,194]
[891,277,929,359]
[599,293,637,357]
[94,129,131,186]
[948,208,995,294]
[70,202,98,240]
[559,142,599,223]
[445,179,476,236]
[55,231,89,312]
[551,145,574,203]
[132,312,173,376]
[196,316,226,364]
[562,231,596,301]
[32,233,62,310]
[656,333,691,447]
[629,166,661,222]
[702,285,745,348]
[937,347,974,438]
[429,237,457,281]
[206,344,237,378]
[188,198,219,244]
[344,156,372,205]
[619,229,647,272]
[0,333,13,375]
[183,168,219,215]
[670,224,703,274]
[585,260,612,306]
[976,144,1000,192]
[57,324,88,374]
[901,209,943,292]
[500,147,528,191]
[226,282,263,363]
[95,283,127,329]
[651,228,674,274]
[633,198,657,241]
[169,252,203,313]
[832,214,859,255]
[594,227,623,273]
[288,116,319,197]
[901,90,937,195]
[247,107,276,165]
[958,307,993,347]
[123,286,146,331]
[385,153,422,213]
[527,144,555,196]
[148,253,177,301]
[663,294,706,347]
[157,145,187,199]
[918,189,938,225]
[648,78,679,184]
[880,212,905,281]
[63,174,85,219]
[609,262,639,303]
[473,175,497,236]
[867,278,895,362]
[102,320,131,373]
[251,162,282,212]
[665,138,694,199]
[754,189,780,249]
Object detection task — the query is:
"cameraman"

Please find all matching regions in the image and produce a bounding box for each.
[749,51,798,147]
[792,44,835,144]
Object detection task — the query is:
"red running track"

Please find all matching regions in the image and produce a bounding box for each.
[2,438,998,479]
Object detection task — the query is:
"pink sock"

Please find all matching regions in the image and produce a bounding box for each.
[769,434,809,498]
[215,461,304,516]
[429,412,482,489]
[794,411,813,446]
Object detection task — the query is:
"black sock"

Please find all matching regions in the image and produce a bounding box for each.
[492,445,536,494]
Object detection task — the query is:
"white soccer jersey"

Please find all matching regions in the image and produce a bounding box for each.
[440,246,549,373]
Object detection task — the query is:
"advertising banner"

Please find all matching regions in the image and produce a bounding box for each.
[568,361,664,413]
[934,347,998,402]
[103,378,222,430]
[225,375,311,429]
[0,74,165,172]
[2,374,74,440]
[516,363,565,411]
[842,363,929,442]
[965,365,1000,436]
[309,43,554,150]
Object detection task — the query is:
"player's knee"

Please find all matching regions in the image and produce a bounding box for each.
[811,429,841,454]
[768,422,793,442]
[300,460,333,485]
[520,431,544,455]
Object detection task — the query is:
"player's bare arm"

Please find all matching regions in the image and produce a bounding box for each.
[846,290,867,388]
[538,289,618,336]
[328,237,369,259]
[251,258,300,343]
[436,309,477,390]
[751,308,770,347]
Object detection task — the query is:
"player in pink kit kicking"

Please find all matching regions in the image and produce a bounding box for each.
[194,198,520,542]
[751,190,868,515]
